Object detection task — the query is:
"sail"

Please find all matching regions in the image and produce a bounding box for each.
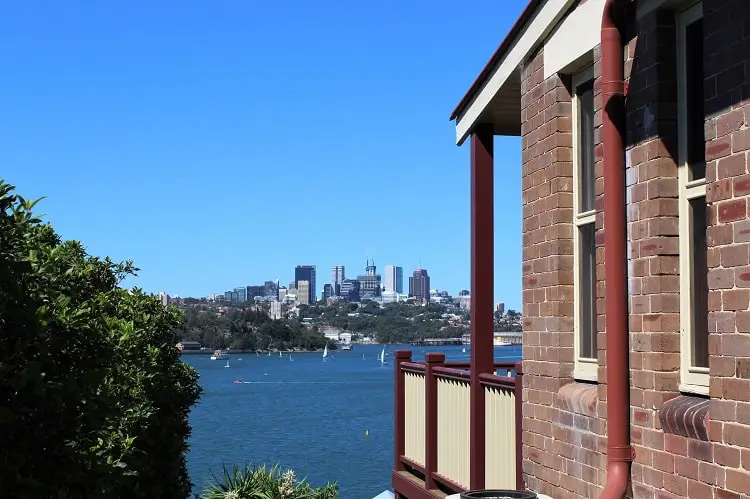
[323,344,329,358]
[380,347,385,364]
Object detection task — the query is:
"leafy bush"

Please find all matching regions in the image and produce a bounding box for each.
[0,181,202,498]
[200,464,338,499]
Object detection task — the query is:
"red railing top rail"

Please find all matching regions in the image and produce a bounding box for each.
[433,366,471,382]
[478,372,515,390]
[401,362,426,374]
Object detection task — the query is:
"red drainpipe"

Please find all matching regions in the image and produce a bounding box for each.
[600,0,632,498]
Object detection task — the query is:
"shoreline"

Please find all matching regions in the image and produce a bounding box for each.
[180,348,334,355]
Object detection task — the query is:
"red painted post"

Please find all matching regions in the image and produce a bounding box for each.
[394,350,412,472]
[424,352,445,490]
[514,361,524,490]
[470,123,495,490]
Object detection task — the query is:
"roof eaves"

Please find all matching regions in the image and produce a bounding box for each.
[449,0,546,122]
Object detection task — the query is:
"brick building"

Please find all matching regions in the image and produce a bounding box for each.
[440,0,750,497]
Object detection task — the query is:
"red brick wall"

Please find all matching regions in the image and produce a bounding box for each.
[704,0,750,496]
[519,1,750,498]
[520,42,607,498]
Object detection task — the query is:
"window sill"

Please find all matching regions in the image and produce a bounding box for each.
[679,382,709,397]
[658,395,710,441]
[573,369,598,383]
[558,382,598,417]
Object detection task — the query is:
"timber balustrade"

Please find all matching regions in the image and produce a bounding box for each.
[392,350,523,498]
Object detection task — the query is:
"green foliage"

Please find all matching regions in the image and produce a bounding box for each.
[199,463,338,499]
[178,307,330,352]
[0,181,202,498]
[291,302,463,344]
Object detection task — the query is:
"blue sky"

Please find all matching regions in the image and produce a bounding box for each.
[0,0,526,310]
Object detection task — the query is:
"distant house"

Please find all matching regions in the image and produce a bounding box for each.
[176,341,201,352]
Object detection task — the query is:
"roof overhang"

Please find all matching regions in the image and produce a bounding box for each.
[450,0,581,145]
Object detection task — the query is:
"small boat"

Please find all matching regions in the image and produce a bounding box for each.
[323,344,329,361]
[462,347,466,353]
[224,359,231,368]
[279,351,282,358]
[493,338,512,346]
[379,346,387,366]
[210,349,230,360]
[233,379,244,384]
[341,343,353,351]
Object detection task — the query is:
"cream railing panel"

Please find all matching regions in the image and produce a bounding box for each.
[404,372,426,466]
[437,378,471,489]
[484,385,516,489]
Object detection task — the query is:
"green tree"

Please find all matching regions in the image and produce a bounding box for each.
[0,182,201,498]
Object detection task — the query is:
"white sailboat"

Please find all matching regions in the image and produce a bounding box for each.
[224,359,230,368]
[279,351,282,358]
[379,346,386,366]
[323,344,329,361]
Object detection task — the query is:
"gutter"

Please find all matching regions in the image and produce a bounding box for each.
[600,0,633,498]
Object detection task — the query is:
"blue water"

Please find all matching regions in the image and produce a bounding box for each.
[185,344,521,498]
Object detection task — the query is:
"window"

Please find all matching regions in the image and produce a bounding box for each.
[572,67,598,381]
[677,2,708,395]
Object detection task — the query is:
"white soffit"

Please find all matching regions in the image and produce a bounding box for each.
[455,0,577,145]
[543,0,607,78]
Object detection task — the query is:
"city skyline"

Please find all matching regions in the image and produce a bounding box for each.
[2,1,525,311]
[152,256,520,308]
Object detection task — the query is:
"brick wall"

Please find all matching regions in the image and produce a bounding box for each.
[520,1,750,498]
[624,8,691,498]
[704,0,750,496]
[520,42,607,498]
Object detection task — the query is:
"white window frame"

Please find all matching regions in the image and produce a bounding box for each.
[572,66,598,382]
[677,1,709,396]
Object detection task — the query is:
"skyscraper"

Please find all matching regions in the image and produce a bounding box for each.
[409,269,430,303]
[357,260,382,299]
[295,265,316,304]
[384,265,403,293]
[332,265,345,296]
[297,280,310,306]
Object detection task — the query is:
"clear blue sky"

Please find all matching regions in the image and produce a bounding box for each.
[0,0,525,310]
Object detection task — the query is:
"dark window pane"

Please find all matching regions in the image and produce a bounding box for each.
[690,197,708,368]
[580,223,597,359]
[577,80,596,212]
[685,19,705,180]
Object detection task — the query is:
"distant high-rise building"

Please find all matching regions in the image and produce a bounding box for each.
[297,280,311,306]
[332,265,345,296]
[340,279,360,302]
[496,302,505,315]
[270,300,282,320]
[264,280,279,298]
[384,265,403,293]
[234,287,247,303]
[322,283,334,301]
[357,259,381,299]
[409,269,430,303]
[295,265,316,304]
[246,285,265,301]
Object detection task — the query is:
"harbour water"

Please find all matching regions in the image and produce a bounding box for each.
[184,344,521,498]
